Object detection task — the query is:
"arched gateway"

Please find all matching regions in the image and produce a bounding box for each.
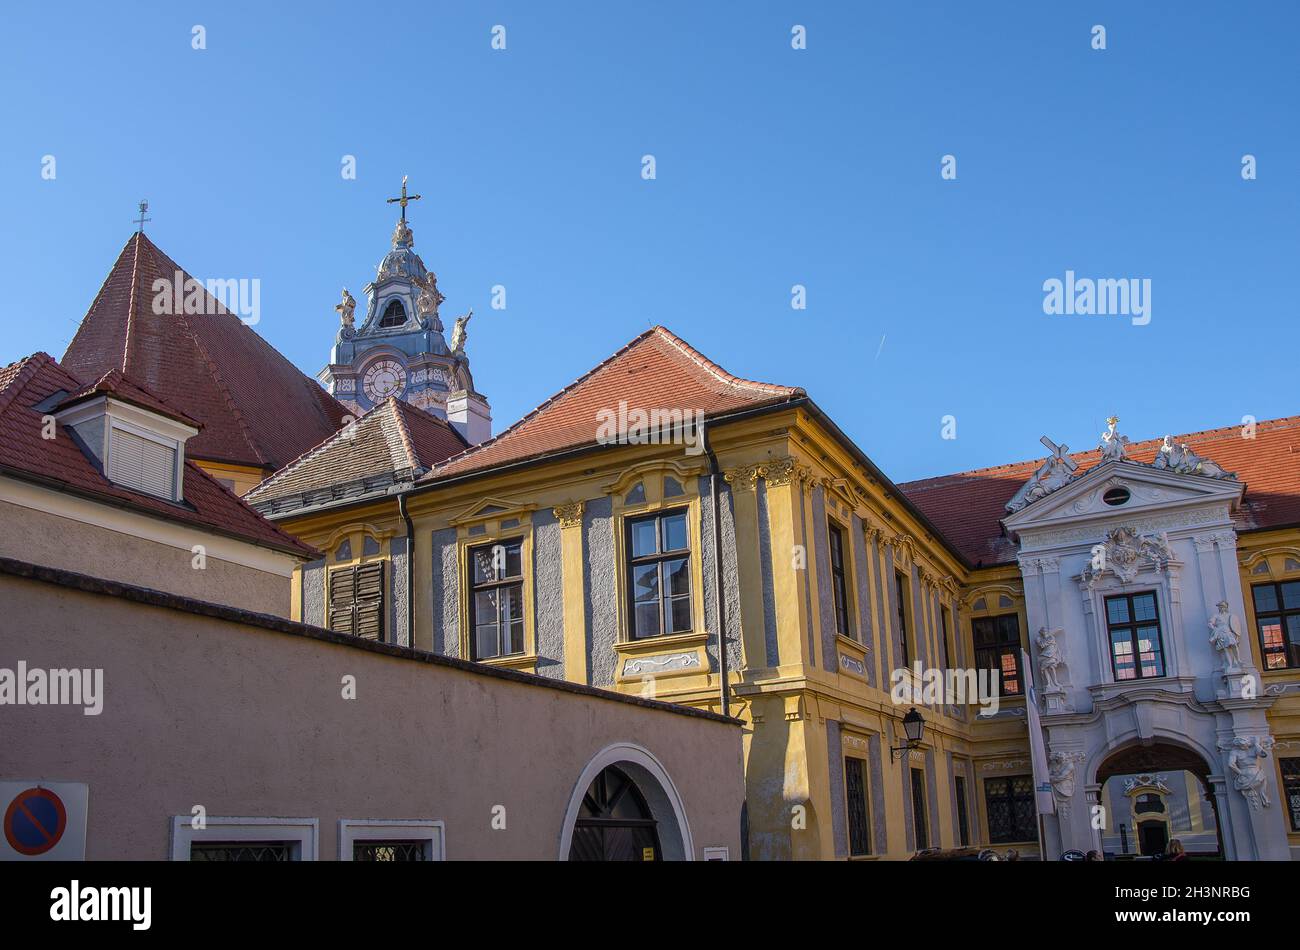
[559,743,695,861]
[1094,741,1224,858]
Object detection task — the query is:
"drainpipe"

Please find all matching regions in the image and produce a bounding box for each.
[398,490,415,649]
[705,445,730,717]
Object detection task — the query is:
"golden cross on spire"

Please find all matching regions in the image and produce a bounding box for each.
[386,175,422,223]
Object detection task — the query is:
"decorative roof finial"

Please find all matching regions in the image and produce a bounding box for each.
[134,200,151,233]
[385,175,422,247]
[1099,415,1130,461]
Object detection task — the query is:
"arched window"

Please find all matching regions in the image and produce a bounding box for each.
[378,299,406,328]
[1134,793,1164,815]
[568,766,661,861]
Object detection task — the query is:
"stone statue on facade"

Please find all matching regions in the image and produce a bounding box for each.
[1154,435,1235,479]
[1048,750,1084,815]
[1037,627,1065,690]
[1219,735,1274,811]
[1099,416,1130,461]
[335,287,356,329]
[1005,436,1078,513]
[415,275,445,332]
[450,309,473,354]
[1208,600,1244,672]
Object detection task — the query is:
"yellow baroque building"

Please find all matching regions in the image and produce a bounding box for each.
[247,323,1300,861]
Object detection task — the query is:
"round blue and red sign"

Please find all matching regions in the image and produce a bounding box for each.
[4,787,67,856]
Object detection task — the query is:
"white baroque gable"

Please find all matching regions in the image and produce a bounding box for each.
[1003,460,1243,545]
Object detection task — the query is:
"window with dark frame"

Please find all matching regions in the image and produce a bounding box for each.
[1252,581,1300,670]
[972,613,1022,695]
[469,538,524,660]
[378,299,406,327]
[939,605,952,669]
[328,561,384,641]
[353,841,428,861]
[895,572,911,666]
[1104,591,1165,680]
[985,775,1036,843]
[626,508,692,639]
[844,756,871,856]
[954,775,970,847]
[910,767,929,850]
[828,523,851,638]
[1281,758,1300,832]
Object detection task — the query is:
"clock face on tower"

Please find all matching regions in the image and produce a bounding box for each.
[362,358,407,403]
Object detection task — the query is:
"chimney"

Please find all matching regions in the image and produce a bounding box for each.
[446,391,492,445]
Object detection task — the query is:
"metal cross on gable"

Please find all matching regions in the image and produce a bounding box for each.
[386,175,422,222]
[1040,435,1078,471]
[133,200,151,233]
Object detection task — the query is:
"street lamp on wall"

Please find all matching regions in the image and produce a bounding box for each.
[890,707,926,761]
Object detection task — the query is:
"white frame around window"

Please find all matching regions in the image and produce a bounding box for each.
[107,420,181,500]
[169,816,318,861]
[338,819,446,861]
[702,846,730,861]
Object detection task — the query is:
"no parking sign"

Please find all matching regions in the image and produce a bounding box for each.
[0,782,87,860]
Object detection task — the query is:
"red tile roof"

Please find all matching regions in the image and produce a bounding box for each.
[899,417,1300,567]
[430,326,804,480]
[61,233,350,472]
[247,397,467,505]
[0,353,317,558]
[58,368,202,429]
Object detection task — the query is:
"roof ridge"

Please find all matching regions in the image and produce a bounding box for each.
[652,326,803,396]
[121,233,143,374]
[64,234,136,379]
[0,353,55,416]
[429,328,665,472]
[901,414,1300,488]
[384,398,421,471]
[247,403,387,499]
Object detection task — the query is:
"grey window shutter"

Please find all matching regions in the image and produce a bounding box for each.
[329,566,357,634]
[355,562,384,641]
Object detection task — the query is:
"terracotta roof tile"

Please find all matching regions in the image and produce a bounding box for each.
[0,353,316,558]
[62,233,350,471]
[429,326,803,480]
[247,397,466,505]
[899,418,1300,567]
[58,368,203,429]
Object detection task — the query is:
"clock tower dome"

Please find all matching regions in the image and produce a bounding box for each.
[319,177,492,444]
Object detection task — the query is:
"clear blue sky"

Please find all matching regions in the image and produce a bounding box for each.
[2,2,1296,482]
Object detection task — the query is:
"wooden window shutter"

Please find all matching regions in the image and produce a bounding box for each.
[355,561,384,641]
[328,562,385,641]
[329,566,357,634]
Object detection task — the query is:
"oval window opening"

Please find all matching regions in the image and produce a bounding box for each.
[1103,487,1131,506]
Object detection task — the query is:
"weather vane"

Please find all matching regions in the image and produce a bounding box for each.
[134,200,151,233]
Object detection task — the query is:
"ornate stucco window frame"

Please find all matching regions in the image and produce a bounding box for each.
[1077,558,1186,692]
[449,498,539,673]
[605,459,711,684]
[962,584,1029,708]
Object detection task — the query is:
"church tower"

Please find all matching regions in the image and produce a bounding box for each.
[319,177,492,444]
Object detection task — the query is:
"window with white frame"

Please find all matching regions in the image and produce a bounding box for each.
[170,816,318,861]
[339,819,445,861]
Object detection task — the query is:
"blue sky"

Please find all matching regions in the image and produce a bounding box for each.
[2,2,1296,482]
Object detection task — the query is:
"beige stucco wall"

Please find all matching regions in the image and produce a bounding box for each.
[0,496,292,617]
[0,570,744,860]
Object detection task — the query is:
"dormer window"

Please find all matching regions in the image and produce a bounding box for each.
[107,422,179,499]
[379,299,406,328]
[54,373,200,503]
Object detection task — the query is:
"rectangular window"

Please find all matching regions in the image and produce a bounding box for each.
[910,768,929,850]
[170,817,317,860]
[328,561,384,641]
[107,423,178,500]
[895,572,911,666]
[1282,757,1300,833]
[829,524,851,638]
[844,756,871,856]
[1104,592,1165,680]
[626,508,692,639]
[1252,581,1300,670]
[985,775,1036,843]
[972,613,1022,695]
[939,605,952,669]
[954,775,970,847]
[469,538,524,659]
[191,842,294,862]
